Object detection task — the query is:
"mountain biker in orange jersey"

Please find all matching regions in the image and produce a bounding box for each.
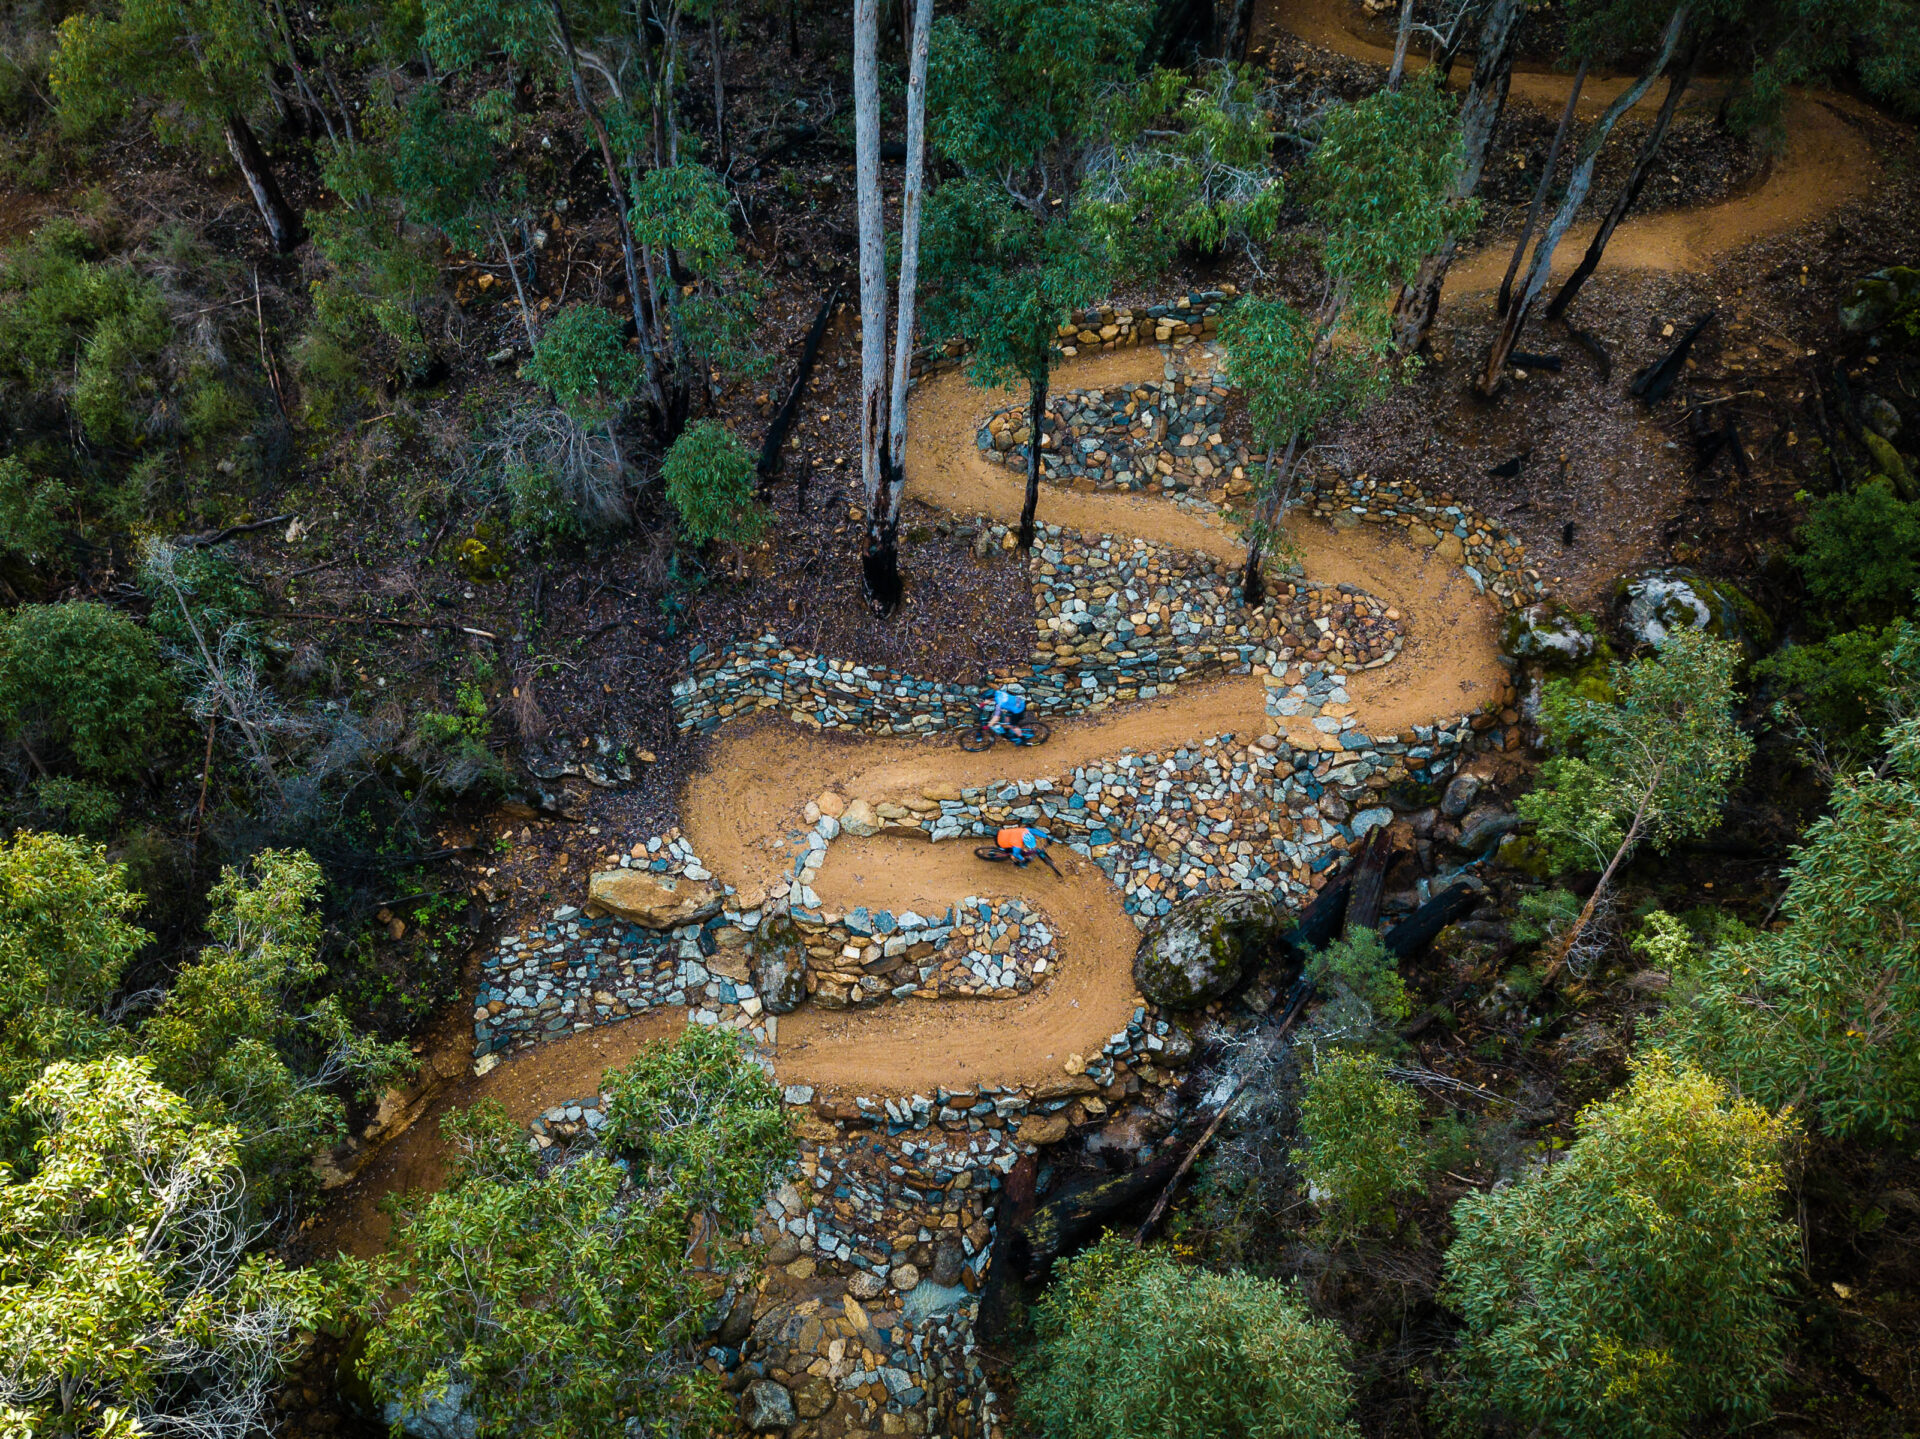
[996,825,1048,867]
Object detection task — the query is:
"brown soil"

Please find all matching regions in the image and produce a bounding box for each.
[305,1009,686,1260]
[1265,0,1881,294]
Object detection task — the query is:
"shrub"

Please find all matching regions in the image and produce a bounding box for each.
[601,1025,789,1231]
[1307,925,1409,1023]
[1654,695,1920,1138]
[661,419,766,548]
[1016,1236,1360,1439]
[1793,479,1920,628]
[1293,1049,1425,1232]
[0,601,178,779]
[0,217,168,445]
[0,830,147,1160]
[144,849,408,1205]
[521,303,640,427]
[1517,629,1751,961]
[503,458,581,544]
[361,1069,787,1439]
[0,455,69,566]
[0,1056,330,1438]
[1441,1054,1794,1439]
[1752,621,1903,760]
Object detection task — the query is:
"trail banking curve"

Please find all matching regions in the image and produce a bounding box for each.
[680,341,1507,1095]
[1262,0,1881,295]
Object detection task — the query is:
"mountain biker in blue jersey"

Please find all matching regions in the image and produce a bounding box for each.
[988,687,1028,738]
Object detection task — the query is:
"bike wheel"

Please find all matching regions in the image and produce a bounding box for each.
[958,726,995,752]
[974,846,1012,863]
[1021,720,1052,745]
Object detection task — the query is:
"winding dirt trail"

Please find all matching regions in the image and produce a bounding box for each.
[313,0,1890,1251]
[682,342,1505,1094]
[1267,0,1880,294]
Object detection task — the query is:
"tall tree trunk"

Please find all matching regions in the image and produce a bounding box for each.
[1239,430,1301,604]
[1478,3,1689,397]
[224,111,304,253]
[1545,48,1696,321]
[1499,57,1587,318]
[1218,0,1256,61]
[490,217,539,349]
[866,0,933,615]
[1019,369,1047,551]
[547,0,661,415]
[1390,0,1525,352]
[709,8,727,169]
[853,0,892,607]
[1387,0,1415,89]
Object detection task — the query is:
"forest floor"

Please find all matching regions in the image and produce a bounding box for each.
[108,0,1902,1431]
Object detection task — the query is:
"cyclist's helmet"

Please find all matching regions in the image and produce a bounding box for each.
[993,687,1027,715]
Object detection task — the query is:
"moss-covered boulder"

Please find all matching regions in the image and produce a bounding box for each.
[1839,266,1920,335]
[1613,567,1773,658]
[1503,602,1600,668]
[750,912,810,1014]
[1132,891,1284,1009]
[1864,431,1916,500]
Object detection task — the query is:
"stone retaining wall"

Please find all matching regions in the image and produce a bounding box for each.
[908,289,1238,378]
[672,523,1405,737]
[1305,471,1544,610]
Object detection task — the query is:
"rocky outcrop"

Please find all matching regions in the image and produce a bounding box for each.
[1614,567,1773,657]
[750,912,810,1015]
[586,868,724,929]
[740,1379,796,1433]
[1839,266,1920,334]
[1133,891,1284,1008]
[1503,603,1599,667]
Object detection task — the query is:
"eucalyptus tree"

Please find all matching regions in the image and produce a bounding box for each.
[852,0,934,613]
[1391,0,1527,351]
[49,0,308,250]
[920,0,1151,551]
[1225,76,1468,601]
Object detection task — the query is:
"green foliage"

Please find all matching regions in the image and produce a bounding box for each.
[0,456,69,567]
[1016,1235,1360,1439]
[1078,65,1282,278]
[1294,1049,1425,1232]
[1517,628,1751,873]
[1307,926,1410,1025]
[1753,620,1905,760]
[629,164,766,383]
[1792,479,1920,629]
[360,1047,789,1439]
[416,683,491,745]
[1306,71,1471,308]
[0,218,168,446]
[1655,672,1920,1137]
[386,86,514,252]
[50,0,277,149]
[1220,294,1383,484]
[927,0,1153,183]
[0,1056,330,1439]
[30,776,124,835]
[0,833,147,1162]
[1441,1054,1795,1439]
[522,304,641,427]
[920,177,1108,390]
[144,850,408,1206]
[601,1025,789,1231]
[136,545,261,658]
[922,0,1147,390]
[1509,887,1581,948]
[661,420,767,547]
[0,602,179,781]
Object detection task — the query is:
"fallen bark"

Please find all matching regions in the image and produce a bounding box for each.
[757,289,839,477]
[1629,310,1714,405]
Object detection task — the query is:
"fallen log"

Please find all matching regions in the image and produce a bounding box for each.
[1629,311,1714,405]
[757,289,838,478]
[1344,827,1393,935]
[1507,351,1563,372]
[1564,324,1613,382]
[1383,881,1480,958]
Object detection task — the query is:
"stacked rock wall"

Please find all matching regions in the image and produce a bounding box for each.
[672,524,1405,736]
[909,289,1237,378]
[1304,471,1544,611]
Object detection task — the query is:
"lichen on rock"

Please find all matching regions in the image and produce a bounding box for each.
[1614,567,1773,658]
[1133,890,1285,1008]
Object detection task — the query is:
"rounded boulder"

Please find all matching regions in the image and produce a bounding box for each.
[1132,891,1284,1009]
